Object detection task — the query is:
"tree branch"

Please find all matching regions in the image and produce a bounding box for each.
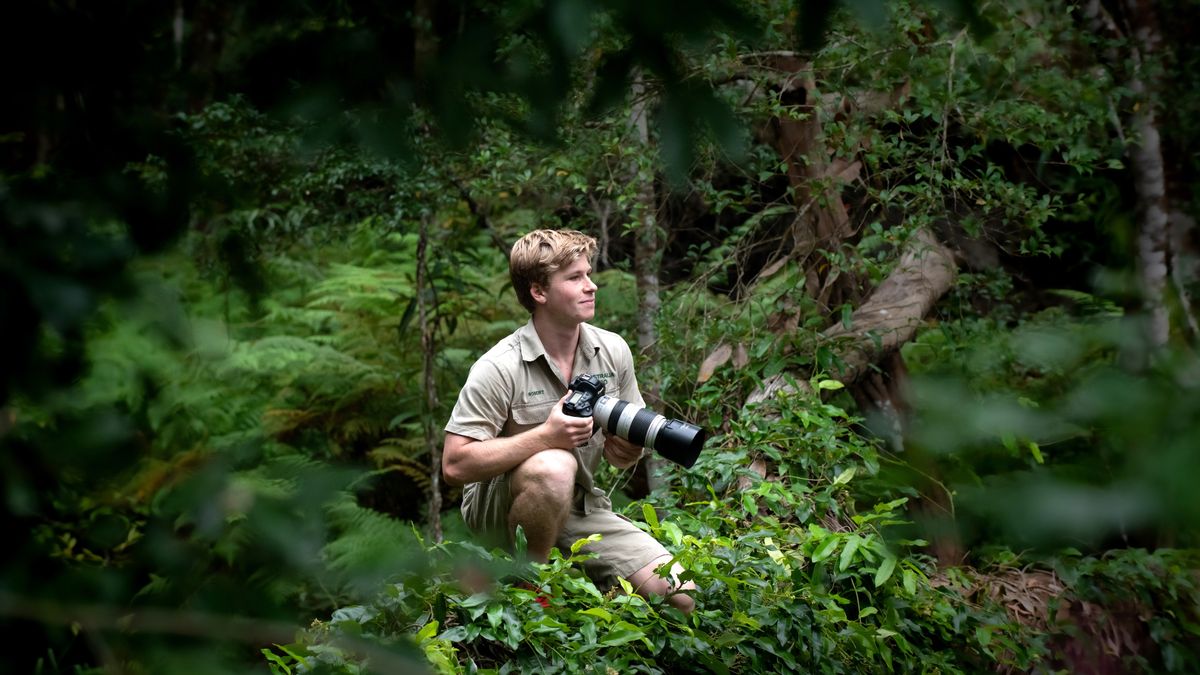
[451,178,511,257]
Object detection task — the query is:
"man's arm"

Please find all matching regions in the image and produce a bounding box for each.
[442,392,593,486]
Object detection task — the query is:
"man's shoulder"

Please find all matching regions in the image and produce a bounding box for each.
[474,327,524,368]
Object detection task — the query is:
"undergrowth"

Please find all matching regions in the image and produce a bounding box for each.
[266,384,1158,674]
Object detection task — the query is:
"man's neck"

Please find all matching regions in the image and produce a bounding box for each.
[532,312,582,363]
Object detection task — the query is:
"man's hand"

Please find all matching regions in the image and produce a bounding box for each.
[603,432,643,469]
[541,390,595,449]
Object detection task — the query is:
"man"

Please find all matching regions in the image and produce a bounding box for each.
[442,229,694,612]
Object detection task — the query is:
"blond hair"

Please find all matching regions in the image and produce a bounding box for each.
[509,229,598,313]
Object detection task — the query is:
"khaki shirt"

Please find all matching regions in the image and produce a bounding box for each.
[445,319,645,510]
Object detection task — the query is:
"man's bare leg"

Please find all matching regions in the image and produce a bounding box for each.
[508,449,577,562]
[628,555,696,613]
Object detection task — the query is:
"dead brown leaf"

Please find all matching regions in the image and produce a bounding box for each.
[697,343,733,383]
[733,343,749,369]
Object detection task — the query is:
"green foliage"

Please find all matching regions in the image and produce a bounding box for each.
[6,0,1200,673]
[272,391,1044,673]
[896,301,1200,551]
[1051,548,1200,672]
[265,352,1200,672]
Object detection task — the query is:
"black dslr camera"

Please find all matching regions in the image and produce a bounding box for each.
[562,374,705,469]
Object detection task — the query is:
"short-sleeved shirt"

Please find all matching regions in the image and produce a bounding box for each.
[444,318,646,513]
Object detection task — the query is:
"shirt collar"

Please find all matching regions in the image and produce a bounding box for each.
[517,319,546,363]
[517,318,599,363]
[577,323,600,362]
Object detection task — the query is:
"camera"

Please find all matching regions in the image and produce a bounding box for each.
[562,374,706,469]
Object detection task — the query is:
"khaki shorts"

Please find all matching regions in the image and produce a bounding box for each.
[461,473,669,588]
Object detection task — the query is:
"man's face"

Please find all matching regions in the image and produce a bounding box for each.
[532,255,597,324]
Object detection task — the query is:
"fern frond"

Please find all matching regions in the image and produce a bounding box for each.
[367,439,427,466]
[263,408,320,435]
[373,461,432,493]
[322,492,425,594]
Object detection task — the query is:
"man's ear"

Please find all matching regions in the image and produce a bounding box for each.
[529,282,548,305]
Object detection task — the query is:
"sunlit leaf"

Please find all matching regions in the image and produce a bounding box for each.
[874,555,897,587]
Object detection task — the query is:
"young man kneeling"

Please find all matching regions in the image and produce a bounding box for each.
[442,229,693,612]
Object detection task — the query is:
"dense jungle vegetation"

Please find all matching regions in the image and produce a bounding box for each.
[4,0,1200,672]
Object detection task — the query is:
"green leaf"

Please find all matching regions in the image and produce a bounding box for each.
[732,612,762,630]
[1028,441,1044,464]
[513,524,528,557]
[459,593,490,610]
[874,555,897,587]
[812,536,839,562]
[833,467,856,485]
[600,628,646,648]
[742,492,758,516]
[817,379,845,390]
[838,535,860,572]
[578,608,613,623]
[642,502,660,530]
[662,521,683,547]
[397,295,417,337]
[261,649,292,675]
[272,643,308,663]
[903,568,917,595]
[570,533,602,554]
[764,537,787,567]
[487,603,503,629]
[415,620,439,643]
[975,625,992,647]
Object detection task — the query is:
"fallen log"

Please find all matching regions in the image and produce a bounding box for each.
[745,227,956,406]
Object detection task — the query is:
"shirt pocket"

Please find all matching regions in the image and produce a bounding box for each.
[510,400,555,429]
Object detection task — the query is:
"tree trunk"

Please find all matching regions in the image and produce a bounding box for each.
[418,215,443,542]
[755,55,860,312]
[631,73,662,358]
[413,0,437,82]
[730,54,929,417]
[1086,0,1175,349]
[1131,101,1171,348]
[630,72,666,496]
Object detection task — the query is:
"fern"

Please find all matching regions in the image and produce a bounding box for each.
[367,438,426,464]
[322,492,425,598]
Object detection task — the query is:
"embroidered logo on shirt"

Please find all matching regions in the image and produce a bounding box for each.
[526,389,545,397]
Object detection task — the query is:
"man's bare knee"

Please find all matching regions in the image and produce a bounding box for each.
[507,449,577,561]
[511,449,577,498]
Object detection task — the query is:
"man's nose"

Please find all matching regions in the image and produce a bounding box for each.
[585,276,598,292]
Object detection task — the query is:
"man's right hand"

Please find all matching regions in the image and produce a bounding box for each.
[541,390,594,449]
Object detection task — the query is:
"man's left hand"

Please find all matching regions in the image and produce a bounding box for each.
[603,432,643,469]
